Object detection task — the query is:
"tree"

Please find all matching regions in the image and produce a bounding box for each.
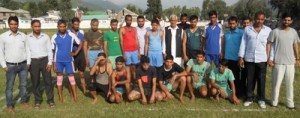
[201,0,227,20]
[145,0,162,19]
[126,4,143,15]
[0,0,22,10]
[270,0,300,19]
[45,0,58,10]
[59,0,73,21]
[232,0,272,19]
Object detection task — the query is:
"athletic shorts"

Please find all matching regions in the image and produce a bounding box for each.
[161,79,175,92]
[108,55,122,69]
[192,77,207,89]
[74,50,86,72]
[124,50,139,66]
[205,54,219,66]
[218,86,232,97]
[148,51,163,67]
[133,87,152,96]
[56,62,75,74]
[116,85,125,94]
[88,50,104,68]
[87,82,109,96]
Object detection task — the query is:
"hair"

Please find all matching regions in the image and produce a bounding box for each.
[151,19,160,25]
[219,59,229,67]
[189,15,198,21]
[281,12,294,20]
[115,56,125,63]
[137,15,145,20]
[57,19,67,26]
[169,14,178,20]
[140,55,150,64]
[97,52,106,58]
[110,19,118,24]
[180,13,188,19]
[8,16,19,24]
[154,15,161,20]
[125,15,132,20]
[243,16,251,21]
[228,16,238,23]
[165,55,174,61]
[208,10,218,17]
[91,18,99,23]
[195,50,205,56]
[254,11,265,19]
[31,19,41,26]
[71,17,80,24]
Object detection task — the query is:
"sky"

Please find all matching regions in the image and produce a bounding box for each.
[106,0,239,9]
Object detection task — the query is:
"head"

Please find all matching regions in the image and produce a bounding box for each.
[90,18,99,32]
[169,14,178,27]
[31,20,41,34]
[180,13,188,24]
[97,52,107,66]
[281,12,293,28]
[110,19,118,31]
[71,17,80,31]
[164,55,174,69]
[189,15,198,28]
[151,19,160,31]
[125,15,132,27]
[115,56,125,71]
[242,16,252,28]
[137,15,145,28]
[195,50,206,64]
[140,55,150,71]
[208,10,218,24]
[218,59,228,73]
[57,19,67,34]
[8,16,19,33]
[228,16,238,31]
[254,11,265,27]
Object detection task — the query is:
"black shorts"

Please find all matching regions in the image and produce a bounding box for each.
[74,50,86,72]
[87,83,109,96]
[187,49,202,59]
[134,87,153,96]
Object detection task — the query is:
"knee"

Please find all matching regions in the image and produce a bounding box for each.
[128,93,135,101]
[109,95,115,102]
[156,95,163,101]
[180,76,186,83]
[211,88,217,96]
[186,77,192,83]
[200,88,208,97]
[115,96,122,103]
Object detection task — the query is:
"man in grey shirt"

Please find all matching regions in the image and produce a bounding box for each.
[267,12,300,110]
[0,16,32,114]
[26,20,54,109]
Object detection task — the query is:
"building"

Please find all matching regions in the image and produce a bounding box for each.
[80,15,110,29]
[13,8,31,18]
[0,7,16,19]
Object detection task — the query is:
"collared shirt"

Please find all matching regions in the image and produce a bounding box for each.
[224,28,244,61]
[238,25,272,63]
[26,33,53,65]
[136,26,149,55]
[0,30,30,68]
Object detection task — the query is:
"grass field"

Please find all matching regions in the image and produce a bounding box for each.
[0,29,299,118]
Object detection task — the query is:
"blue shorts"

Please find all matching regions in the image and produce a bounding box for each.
[205,54,219,66]
[56,62,75,74]
[88,50,103,68]
[116,85,125,94]
[125,50,139,66]
[148,51,163,67]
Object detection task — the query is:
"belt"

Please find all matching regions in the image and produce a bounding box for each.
[6,60,27,65]
[31,56,47,60]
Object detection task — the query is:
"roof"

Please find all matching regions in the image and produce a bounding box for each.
[0,7,15,13]
[86,11,107,15]
[117,8,138,16]
[13,8,29,14]
[81,15,109,20]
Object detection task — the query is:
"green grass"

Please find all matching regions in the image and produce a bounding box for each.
[0,29,300,117]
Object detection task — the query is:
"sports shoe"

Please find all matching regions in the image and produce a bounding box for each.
[34,103,40,109]
[258,101,266,109]
[243,101,253,107]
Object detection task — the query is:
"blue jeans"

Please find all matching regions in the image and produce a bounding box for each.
[5,63,28,108]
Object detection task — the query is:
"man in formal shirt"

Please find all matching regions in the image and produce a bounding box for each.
[26,20,54,109]
[0,16,32,114]
[239,11,272,109]
[136,15,149,56]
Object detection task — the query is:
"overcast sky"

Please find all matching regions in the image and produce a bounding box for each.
[106,0,239,9]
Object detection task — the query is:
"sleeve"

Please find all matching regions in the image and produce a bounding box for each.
[103,32,108,41]
[186,59,193,68]
[174,63,184,73]
[25,36,31,65]
[238,29,247,58]
[157,67,163,81]
[45,35,53,65]
[268,30,276,43]
[205,63,211,74]
[152,67,157,78]
[71,33,81,45]
[269,43,275,61]
[84,32,88,41]
[209,69,216,80]
[228,70,235,81]
[219,24,224,36]
[0,35,7,68]
[202,25,207,37]
[136,68,141,79]
[294,30,300,43]
[51,35,56,50]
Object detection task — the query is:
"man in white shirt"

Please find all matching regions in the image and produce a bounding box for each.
[136,15,149,55]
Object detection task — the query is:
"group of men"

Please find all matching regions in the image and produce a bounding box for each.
[0,10,299,114]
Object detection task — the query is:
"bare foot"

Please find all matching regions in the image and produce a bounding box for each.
[74,97,80,103]
[190,95,195,102]
[179,96,186,105]
[125,101,129,105]
[92,98,98,104]
[216,94,220,102]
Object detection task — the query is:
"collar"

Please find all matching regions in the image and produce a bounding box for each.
[8,30,21,36]
[56,31,68,38]
[168,26,179,30]
[229,28,239,33]
[29,32,44,39]
[249,25,267,30]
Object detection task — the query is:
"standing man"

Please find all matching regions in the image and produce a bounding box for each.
[136,16,149,56]
[239,11,272,109]
[119,15,140,81]
[163,14,184,66]
[69,17,87,94]
[104,19,122,69]
[183,15,203,64]
[0,16,32,114]
[84,18,104,69]
[202,10,224,66]
[223,16,245,98]
[177,13,190,30]
[52,19,82,104]
[242,16,252,28]
[267,13,300,109]
[27,20,54,109]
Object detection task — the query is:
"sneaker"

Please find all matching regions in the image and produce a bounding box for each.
[243,101,253,107]
[258,101,266,109]
[49,103,55,108]
[34,103,40,109]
